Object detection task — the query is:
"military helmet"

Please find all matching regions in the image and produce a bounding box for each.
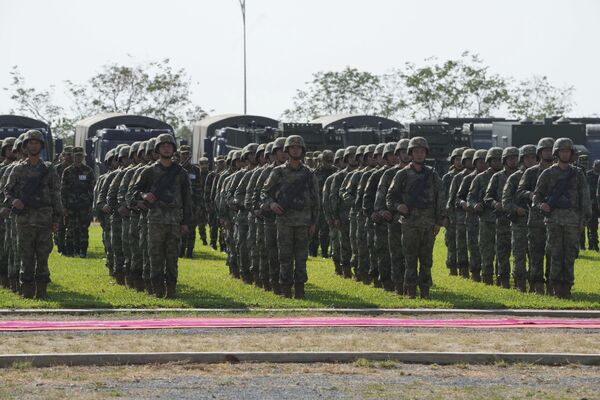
[145,138,156,153]
[322,149,334,163]
[62,145,73,154]
[343,146,357,160]
[395,139,410,154]
[579,153,589,160]
[552,137,575,156]
[13,137,24,153]
[265,142,274,155]
[136,141,147,155]
[179,144,191,153]
[363,144,376,156]
[485,147,503,163]
[473,149,488,164]
[104,149,115,164]
[356,145,366,157]
[256,143,266,155]
[199,157,209,164]
[383,142,396,156]
[449,147,465,161]
[519,145,537,161]
[153,134,177,153]
[241,143,259,159]
[284,135,306,153]
[334,148,345,163]
[22,129,45,148]
[1,137,16,155]
[501,146,520,163]
[72,146,85,155]
[232,150,242,161]
[129,141,142,158]
[407,136,429,155]
[461,148,476,165]
[536,137,555,154]
[118,145,131,160]
[305,152,313,159]
[374,143,386,156]
[272,137,287,153]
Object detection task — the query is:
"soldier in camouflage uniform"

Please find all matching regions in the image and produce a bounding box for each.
[484,147,519,288]
[442,147,465,275]
[60,147,95,258]
[322,149,345,275]
[502,145,537,292]
[179,145,203,258]
[517,138,555,294]
[218,151,243,277]
[533,138,591,299]
[261,135,320,299]
[577,154,589,250]
[468,147,503,285]
[313,149,338,258]
[94,149,118,276]
[55,146,73,255]
[457,149,487,281]
[4,130,63,299]
[132,134,192,298]
[386,137,446,299]
[586,160,599,251]
[204,155,226,250]
[0,137,17,288]
[447,148,475,278]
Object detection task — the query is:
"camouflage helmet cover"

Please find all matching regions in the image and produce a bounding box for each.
[356,145,366,156]
[485,147,503,163]
[265,142,274,155]
[395,139,410,154]
[473,149,488,164]
[334,148,345,162]
[552,137,575,156]
[365,144,377,155]
[153,134,177,153]
[374,143,386,156]
[501,146,520,163]
[145,138,156,153]
[461,148,476,164]
[407,136,429,155]
[1,137,16,155]
[22,129,45,148]
[256,143,267,155]
[383,142,396,156]
[343,146,358,160]
[519,145,537,161]
[242,143,259,159]
[449,147,465,161]
[118,145,131,159]
[272,137,287,153]
[284,135,306,152]
[321,149,334,162]
[129,141,142,157]
[536,137,555,153]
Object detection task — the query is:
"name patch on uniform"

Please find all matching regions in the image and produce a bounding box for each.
[78,175,87,181]
[189,173,196,180]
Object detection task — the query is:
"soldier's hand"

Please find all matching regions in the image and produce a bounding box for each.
[433,224,441,236]
[102,205,112,214]
[517,207,527,217]
[270,202,284,215]
[136,201,147,210]
[397,204,409,215]
[540,203,551,213]
[381,210,393,221]
[181,225,189,235]
[495,203,502,211]
[117,207,130,217]
[333,219,340,228]
[460,201,468,211]
[371,212,381,223]
[143,193,157,203]
[12,199,24,210]
[474,203,483,212]
[52,223,59,233]
[309,224,316,237]
[441,217,449,227]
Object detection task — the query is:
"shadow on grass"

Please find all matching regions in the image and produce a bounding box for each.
[175,282,250,309]
[571,291,600,304]
[304,282,380,308]
[576,253,600,261]
[431,286,508,309]
[48,282,114,308]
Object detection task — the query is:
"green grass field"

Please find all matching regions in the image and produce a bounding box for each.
[0,225,598,309]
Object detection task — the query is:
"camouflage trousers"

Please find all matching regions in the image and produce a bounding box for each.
[184,207,208,251]
[445,214,457,269]
[139,215,150,283]
[495,220,511,280]
[318,215,330,258]
[110,215,125,275]
[328,222,341,265]
[547,224,578,286]
[148,223,180,283]
[16,221,52,284]
[54,219,66,253]
[225,222,238,276]
[128,213,143,279]
[356,214,370,278]
[349,211,359,271]
[0,224,7,278]
[467,218,481,273]
[511,222,529,281]
[65,208,91,254]
[402,225,435,289]
[264,220,279,285]
[256,220,269,282]
[373,222,391,284]
[121,217,131,275]
[208,210,219,247]
[388,221,405,286]
[479,220,496,278]
[338,211,352,268]
[456,222,469,269]
[587,212,598,250]
[247,215,259,277]
[366,221,377,280]
[100,217,114,274]
[236,215,251,280]
[528,225,551,284]
[7,216,19,280]
[276,222,309,286]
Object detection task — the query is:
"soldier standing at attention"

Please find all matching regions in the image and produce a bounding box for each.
[178,145,203,258]
[132,134,192,298]
[196,157,210,246]
[484,147,519,288]
[0,137,17,288]
[586,160,599,251]
[313,149,338,258]
[321,149,345,275]
[442,147,464,276]
[55,146,73,255]
[533,138,591,299]
[468,147,503,285]
[386,137,446,299]
[517,138,555,294]
[61,147,95,258]
[261,135,320,299]
[4,130,62,299]
[204,155,226,250]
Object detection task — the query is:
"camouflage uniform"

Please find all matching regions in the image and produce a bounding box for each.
[94,150,117,276]
[321,149,344,274]
[203,159,223,250]
[54,146,73,255]
[441,147,465,275]
[586,162,599,251]
[313,150,338,258]
[60,147,95,258]
[179,146,204,258]
[0,137,17,288]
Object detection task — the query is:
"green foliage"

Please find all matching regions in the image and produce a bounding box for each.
[0,226,598,310]
[507,75,574,120]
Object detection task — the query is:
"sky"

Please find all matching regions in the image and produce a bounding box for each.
[2,0,599,121]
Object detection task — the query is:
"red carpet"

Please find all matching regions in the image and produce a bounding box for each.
[0,317,599,331]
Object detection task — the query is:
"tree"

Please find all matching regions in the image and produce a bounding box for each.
[507,75,574,119]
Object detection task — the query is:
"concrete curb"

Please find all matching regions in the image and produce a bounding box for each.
[1,351,599,368]
[0,308,599,318]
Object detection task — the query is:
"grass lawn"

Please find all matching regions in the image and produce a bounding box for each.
[0,225,598,310]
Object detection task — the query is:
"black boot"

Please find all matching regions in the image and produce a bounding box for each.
[165,282,177,299]
[471,270,481,282]
[459,266,469,279]
[262,280,272,292]
[0,276,9,288]
[394,282,404,296]
[382,280,394,292]
[294,282,305,299]
[342,265,352,279]
[21,282,35,299]
[500,276,510,289]
[9,278,19,293]
[482,275,494,285]
[405,286,417,299]
[272,281,281,295]
[114,272,126,286]
[145,280,154,295]
[152,278,165,298]
[515,278,526,293]
[185,247,194,259]
[280,285,292,299]
[211,241,217,250]
[35,282,48,299]
[334,261,343,276]
[133,278,145,292]
[419,286,430,300]
[449,266,458,276]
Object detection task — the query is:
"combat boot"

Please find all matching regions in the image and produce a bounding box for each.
[202,238,208,246]
[382,280,394,292]
[373,278,382,288]
[533,282,545,295]
[133,278,145,292]
[459,265,470,279]
[210,241,217,250]
[280,285,292,299]
[34,282,48,300]
[21,282,35,299]
[419,286,430,300]
[482,275,494,285]
[394,282,404,296]
[125,275,135,289]
[185,248,194,259]
[334,261,343,276]
[563,284,572,300]
[178,246,185,258]
[262,280,272,292]
[294,282,305,299]
[9,278,19,293]
[145,280,154,295]
[114,272,126,286]
[405,286,417,299]
[152,279,165,298]
[361,273,371,285]
[449,266,458,276]
[165,282,177,299]
[342,265,352,279]
[471,271,481,282]
[500,276,510,289]
[515,278,527,293]
[0,276,9,288]
[254,277,263,289]
[272,281,281,295]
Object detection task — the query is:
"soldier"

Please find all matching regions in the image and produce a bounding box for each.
[94,149,118,276]
[4,130,62,299]
[578,154,590,250]
[517,138,554,294]
[0,137,17,288]
[586,160,599,251]
[468,147,503,285]
[261,135,320,299]
[219,151,243,277]
[457,149,487,281]
[386,137,446,299]
[55,146,73,255]
[61,147,95,258]
[305,152,315,169]
[502,145,537,292]
[179,145,203,258]
[447,148,475,278]
[132,134,192,298]
[484,147,519,288]
[204,155,226,250]
[322,149,345,275]
[533,138,591,298]
[312,149,338,258]
[196,157,210,245]
[442,147,465,275]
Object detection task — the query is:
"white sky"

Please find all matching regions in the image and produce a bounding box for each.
[2,0,599,120]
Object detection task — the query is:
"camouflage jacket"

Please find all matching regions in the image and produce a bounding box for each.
[501,168,527,225]
[182,163,204,210]
[233,165,259,212]
[532,164,591,226]
[457,170,478,224]
[0,161,16,218]
[386,163,445,227]
[321,172,337,222]
[252,163,277,223]
[585,170,599,213]
[125,163,151,212]
[261,161,320,226]
[442,168,461,209]
[132,161,193,226]
[95,169,120,213]
[4,159,63,226]
[355,167,377,213]
[244,165,266,212]
[329,166,356,218]
[362,165,389,217]
[342,167,373,212]
[446,168,473,224]
[61,163,95,210]
[484,168,516,223]
[107,165,135,214]
[374,164,402,213]
[516,164,550,227]
[204,171,218,213]
[467,168,497,223]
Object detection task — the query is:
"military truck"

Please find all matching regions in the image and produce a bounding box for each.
[74,113,174,175]
[0,115,57,161]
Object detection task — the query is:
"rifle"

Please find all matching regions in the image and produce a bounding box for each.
[276,169,312,211]
[545,168,576,213]
[404,168,432,210]
[145,164,183,208]
[12,164,50,215]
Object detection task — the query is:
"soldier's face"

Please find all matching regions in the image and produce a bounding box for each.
[158,143,175,159]
[64,154,73,163]
[180,152,191,162]
[540,148,553,162]
[558,149,572,163]
[399,150,410,163]
[288,146,303,160]
[411,147,427,164]
[452,157,462,169]
[463,159,473,169]
[489,158,502,171]
[367,153,377,167]
[386,153,399,166]
[475,159,487,172]
[523,154,537,168]
[505,155,518,169]
[73,154,84,165]
[3,149,15,161]
[275,149,288,163]
[26,140,42,156]
[247,153,257,164]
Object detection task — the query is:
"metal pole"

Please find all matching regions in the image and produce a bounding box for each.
[239,0,247,114]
